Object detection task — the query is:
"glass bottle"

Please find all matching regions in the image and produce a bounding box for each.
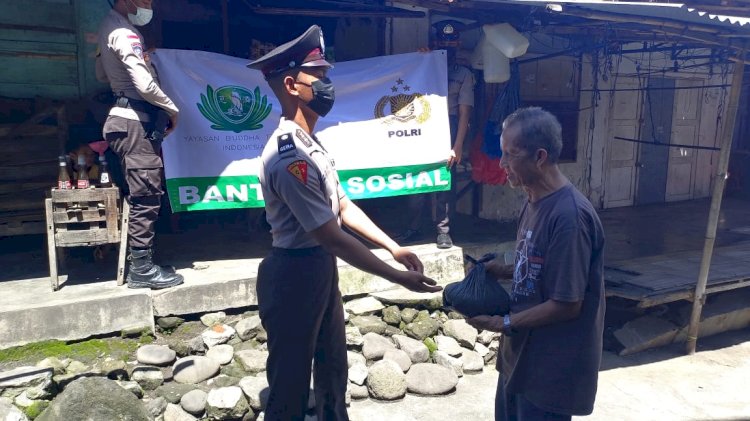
[98,155,113,188]
[76,155,90,189]
[57,155,72,190]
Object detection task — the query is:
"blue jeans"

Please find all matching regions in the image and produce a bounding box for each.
[495,376,572,421]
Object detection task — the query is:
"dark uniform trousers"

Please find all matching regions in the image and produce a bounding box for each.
[103,115,164,249]
[404,116,459,234]
[257,246,349,421]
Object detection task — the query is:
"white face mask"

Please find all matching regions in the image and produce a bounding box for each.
[127,2,153,26]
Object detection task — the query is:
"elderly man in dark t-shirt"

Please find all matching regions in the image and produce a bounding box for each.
[468,107,605,421]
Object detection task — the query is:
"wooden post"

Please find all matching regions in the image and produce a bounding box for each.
[686,46,746,355]
[117,199,130,286]
[45,198,59,291]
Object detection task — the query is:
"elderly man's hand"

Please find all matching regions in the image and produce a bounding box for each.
[467,315,503,332]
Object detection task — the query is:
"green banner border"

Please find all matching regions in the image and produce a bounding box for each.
[166,162,451,212]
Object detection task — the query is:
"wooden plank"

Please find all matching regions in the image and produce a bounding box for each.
[0,28,76,44]
[0,56,77,88]
[0,40,77,56]
[51,187,118,203]
[0,0,75,33]
[55,227,109,246]
[45,198,59,291]
[105,190,120,243]
[0,83,78,99]
[117,200,130,286]
[52,209,106,224]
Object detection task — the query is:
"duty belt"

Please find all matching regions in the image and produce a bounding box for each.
[114,95,160,115]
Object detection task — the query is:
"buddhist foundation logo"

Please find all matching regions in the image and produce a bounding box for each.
[374,78,431,125]
[197,85,272,133]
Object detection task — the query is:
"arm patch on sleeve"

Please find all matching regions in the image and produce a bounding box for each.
[287,160,309,184]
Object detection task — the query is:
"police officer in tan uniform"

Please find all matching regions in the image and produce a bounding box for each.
[395,20,476,249]
[97,0,183,289]
[248,25,441,421]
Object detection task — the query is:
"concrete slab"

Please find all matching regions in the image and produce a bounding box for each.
[0,277,153,349]
[613,316,680,356]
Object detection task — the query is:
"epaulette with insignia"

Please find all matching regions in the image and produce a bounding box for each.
[277,133,296,156]
[295,129,314,148]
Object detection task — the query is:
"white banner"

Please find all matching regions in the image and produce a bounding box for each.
[152,49,451,211]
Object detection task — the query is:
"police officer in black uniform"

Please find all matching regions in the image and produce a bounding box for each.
[97,0,183,289]
[248,25,442,420]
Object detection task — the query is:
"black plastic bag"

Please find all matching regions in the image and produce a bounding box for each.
[442,253,511,318]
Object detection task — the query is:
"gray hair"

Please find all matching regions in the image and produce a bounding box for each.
[502,107,563,164]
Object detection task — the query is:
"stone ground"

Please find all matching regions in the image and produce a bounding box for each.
[348,327,750,421]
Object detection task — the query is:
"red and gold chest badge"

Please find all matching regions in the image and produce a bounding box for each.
[287,160,309,185]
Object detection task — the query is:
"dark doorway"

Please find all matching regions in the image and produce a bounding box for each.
[636,77,674,205]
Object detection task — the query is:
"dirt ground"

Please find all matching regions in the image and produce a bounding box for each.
[348,328,750,421]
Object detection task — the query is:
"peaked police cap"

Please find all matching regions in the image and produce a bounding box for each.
[432,19,465,42]
[247,25,332,79]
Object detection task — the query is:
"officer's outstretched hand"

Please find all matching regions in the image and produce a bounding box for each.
[394,271,442,293]
[392,247,424,273]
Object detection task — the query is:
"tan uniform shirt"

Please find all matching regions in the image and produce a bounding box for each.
[96,9,179,121]
[260,118,347,249]
[448,64,475,116]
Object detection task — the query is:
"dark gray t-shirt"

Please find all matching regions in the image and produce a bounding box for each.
[499,183,605,415]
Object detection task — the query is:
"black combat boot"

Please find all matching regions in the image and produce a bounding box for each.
[126,248,184,289]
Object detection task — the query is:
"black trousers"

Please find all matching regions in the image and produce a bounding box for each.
[495,375,572,421]
[257,247,349,421]
[103,115,164,249]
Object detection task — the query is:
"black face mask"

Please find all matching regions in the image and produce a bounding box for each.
[300,77,335,117]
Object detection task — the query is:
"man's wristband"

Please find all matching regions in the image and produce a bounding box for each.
[503,314,516,336]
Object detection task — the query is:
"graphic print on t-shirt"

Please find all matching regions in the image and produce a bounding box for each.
[512,229,544,302]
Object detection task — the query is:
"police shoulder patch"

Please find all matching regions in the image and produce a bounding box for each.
[277,133,296,155]
[295,129,314,147]
[287,160,309,185]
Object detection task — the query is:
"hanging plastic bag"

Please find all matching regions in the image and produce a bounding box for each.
[443,253,511,318]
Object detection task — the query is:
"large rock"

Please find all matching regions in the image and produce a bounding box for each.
[460,349,485,373]
[36,377,150,421]
[206,344,235,366]
[350,316,388,335]
[362,332,396,360]
[145,396,168,419]
[155,383,197,404]
[474,342,490,358]
[382,306,402,326]
[0,366,53,389]
[435,335,463,357]
[347,364,368,386]
[477,330,498,345]
[345,326,364,347]
[443,319,478,348]
[383,349,412,372]
[235,349,268,374]
[157,316,185,330]
[348,383,369,400]
[36,357,67,375]
[173,357,221,384]
[164,403,198,421]
[344,297,385,316]
[180,389,207,416]
[239,376,269,410]
[370,290,443,310]
[400,308,419,323]
[131,365,165,390]
[404,318,440,341]
[200,311,227,327]
[202,324,236,348]
[393,335,429,363]
[347,351,366,368]
[366,360,406,401]
[205,386,249,420]
[137,344,177,366]
[433,351,464,377]
[117,380,145,398]
[0,398,28,421]
[235,316,263,341]
[405,364,459,396]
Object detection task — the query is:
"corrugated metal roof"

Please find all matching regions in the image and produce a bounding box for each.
[480,0,750,30]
